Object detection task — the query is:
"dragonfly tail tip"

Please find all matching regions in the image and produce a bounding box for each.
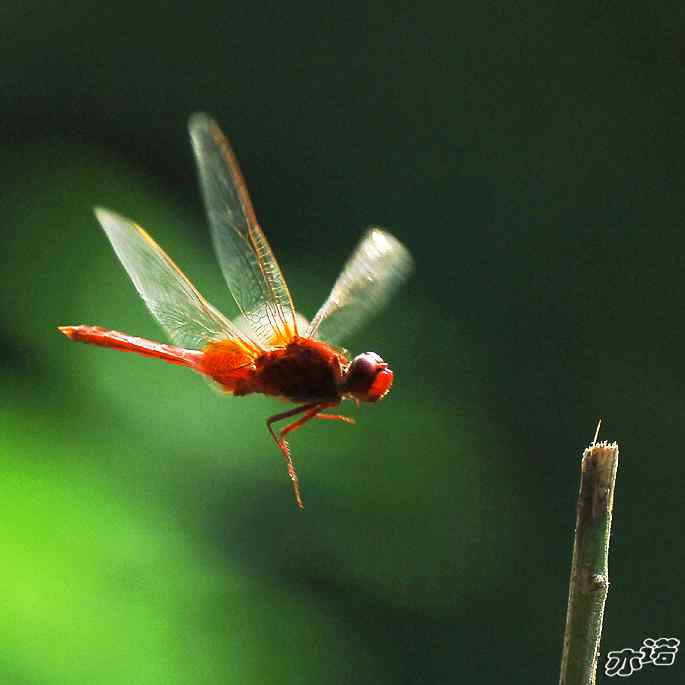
[58,325,75,339]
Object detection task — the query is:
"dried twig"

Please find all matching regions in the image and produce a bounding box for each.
[559,431,619,685]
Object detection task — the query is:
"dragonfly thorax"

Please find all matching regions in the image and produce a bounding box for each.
[253,337,347,403]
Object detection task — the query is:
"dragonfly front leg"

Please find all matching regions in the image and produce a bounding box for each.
[313,411,355,425]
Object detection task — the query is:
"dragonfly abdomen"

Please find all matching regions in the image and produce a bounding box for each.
[198,339,259,395]
[58,326,203,367]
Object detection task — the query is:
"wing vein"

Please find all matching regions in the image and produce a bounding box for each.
[189,113,298,348]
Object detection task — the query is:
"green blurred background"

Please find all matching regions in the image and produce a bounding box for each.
[2,3,683,684]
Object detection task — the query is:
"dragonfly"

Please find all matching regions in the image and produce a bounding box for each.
[59,113,413,509]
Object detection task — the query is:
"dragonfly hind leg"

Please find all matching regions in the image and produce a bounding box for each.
[266,402,354,509]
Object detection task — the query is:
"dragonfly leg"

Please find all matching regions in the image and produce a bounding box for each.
[266,403,352,508]
[313,411,355,425]
[267,403,320,509]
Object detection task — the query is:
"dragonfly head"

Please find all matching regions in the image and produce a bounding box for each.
[344,352,394,402]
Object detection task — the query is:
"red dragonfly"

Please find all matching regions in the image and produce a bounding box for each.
[59,114,413,508]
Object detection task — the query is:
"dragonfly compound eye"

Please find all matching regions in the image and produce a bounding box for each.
[345,352,394,402]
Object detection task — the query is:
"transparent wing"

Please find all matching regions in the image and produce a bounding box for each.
[189,113,298,348]
[232,311,311,342]
[94,207,260,353]
[308,228,413,345]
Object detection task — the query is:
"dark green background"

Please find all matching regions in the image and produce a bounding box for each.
[2,3,683,684]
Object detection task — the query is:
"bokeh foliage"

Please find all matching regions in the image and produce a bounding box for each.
[2,3,684,684]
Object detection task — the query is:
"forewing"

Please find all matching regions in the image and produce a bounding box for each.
[189,113,298,347]
[307,228,413,345]
[94,208,260,353]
